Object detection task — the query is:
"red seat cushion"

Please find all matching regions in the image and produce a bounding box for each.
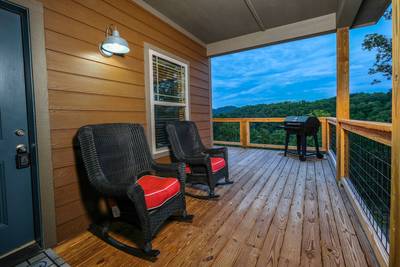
[185,157,226,174]
[185,165,192,174]
[136,175,180,210]
[211,157,226,172]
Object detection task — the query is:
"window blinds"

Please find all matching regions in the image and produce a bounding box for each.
[151,53,187,150]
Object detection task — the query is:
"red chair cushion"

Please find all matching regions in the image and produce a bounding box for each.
[185,157,226,174]
[136,175,180,210]
[185,165,192,174]
[211,157,226,172]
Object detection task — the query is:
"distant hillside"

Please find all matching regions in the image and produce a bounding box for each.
[213,92,391,122]
[212,105,238,115]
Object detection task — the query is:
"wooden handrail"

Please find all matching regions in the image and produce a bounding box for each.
[212,117,286,123]
[327,117,337,125]
[338,119,392,146]
[339,119,392,132]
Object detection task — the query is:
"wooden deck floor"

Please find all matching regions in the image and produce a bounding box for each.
[54,147,377,267]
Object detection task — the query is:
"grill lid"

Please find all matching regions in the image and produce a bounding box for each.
[284,116,310,123]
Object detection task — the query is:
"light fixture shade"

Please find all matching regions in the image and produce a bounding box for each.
[100,27,130,57]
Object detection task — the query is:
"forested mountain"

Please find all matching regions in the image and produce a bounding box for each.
[213,91,392,122]
[213,106,238,115]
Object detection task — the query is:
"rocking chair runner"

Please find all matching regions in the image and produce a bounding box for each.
[77,123,193,261]
[166,121,232,199]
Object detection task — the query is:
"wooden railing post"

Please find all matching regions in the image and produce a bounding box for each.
[336,28,350,181]
[326,120,331,152]
[240,119,249,147]
[390,0,400,265]
[321,118,327,151]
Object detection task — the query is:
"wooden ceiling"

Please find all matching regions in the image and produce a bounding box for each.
[142,0,390,44]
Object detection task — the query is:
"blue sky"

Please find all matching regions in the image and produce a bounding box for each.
[211,12,392,108]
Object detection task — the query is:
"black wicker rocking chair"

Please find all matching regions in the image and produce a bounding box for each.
[166,121,232,199]
[76,123,193,261]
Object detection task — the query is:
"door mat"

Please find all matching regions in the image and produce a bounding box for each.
[14,249,69,267]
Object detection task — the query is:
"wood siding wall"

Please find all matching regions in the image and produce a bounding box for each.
[38,0,211,243]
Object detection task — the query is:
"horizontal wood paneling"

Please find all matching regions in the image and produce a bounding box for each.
[47,71,145,99]
[56,214,91,243]
[48,90,146,112]
[49,110,147,130]
[45,30,144,73]
[40,0,210,243]
[46,50,144,85]
[55,183,81,208]
[42,0,209,73]
[56,200,86,226]
[53,165,79,188]
[191,104,211,114]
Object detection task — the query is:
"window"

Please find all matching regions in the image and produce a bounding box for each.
[147,48,189,156]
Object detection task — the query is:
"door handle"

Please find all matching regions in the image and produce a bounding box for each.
[15,129,25,136]
[16,144,27,153]
[16,144,30,169]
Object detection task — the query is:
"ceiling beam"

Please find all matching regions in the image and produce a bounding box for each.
[207,13,336,57]
[336,0,363,28]
[243,0,265,31]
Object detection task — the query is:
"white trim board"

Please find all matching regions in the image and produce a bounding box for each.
[207,13,336,56]
[144,44,190,158]
[9,0,57,248]
[131,0,206,47]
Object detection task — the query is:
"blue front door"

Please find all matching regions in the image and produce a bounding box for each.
[0,2,36,256]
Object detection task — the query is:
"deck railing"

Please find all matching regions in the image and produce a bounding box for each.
[212,116,392,263]
[212,117,327,151]
[327,118,337,158]
[334,118,392,260]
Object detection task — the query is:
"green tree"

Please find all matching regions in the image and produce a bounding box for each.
[362,8,392,84]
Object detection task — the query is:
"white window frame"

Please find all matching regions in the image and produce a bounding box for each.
[147,47,190,157]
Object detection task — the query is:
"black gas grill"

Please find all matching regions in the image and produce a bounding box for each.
[282,116,324,161]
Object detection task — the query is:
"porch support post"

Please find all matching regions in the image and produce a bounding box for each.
[336,27,350,180]
[390,0,400,265]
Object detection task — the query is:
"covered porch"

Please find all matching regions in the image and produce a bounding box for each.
[55,147,376,266]
[1,0,399,266]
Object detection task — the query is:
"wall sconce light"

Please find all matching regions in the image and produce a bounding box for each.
[99,25,130,57]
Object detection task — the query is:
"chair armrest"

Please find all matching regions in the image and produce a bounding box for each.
[152,163,179,174]
[96,181,134,198]
[152,162,186,188]
[186,154,210,165]
[205,147,227,156]
[126,183,149,219]
[136,169,156,178]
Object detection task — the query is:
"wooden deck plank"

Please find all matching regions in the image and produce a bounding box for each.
[245,157,293,249]
[154,150,281,266]
[300,161,322,267]
[315,160,345,266]
[321,160,368,267]
[278,161,308,267]
[167,152,285,266]
[255,160,301,266]
[54,148,378,267]
[205,158,294,266]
